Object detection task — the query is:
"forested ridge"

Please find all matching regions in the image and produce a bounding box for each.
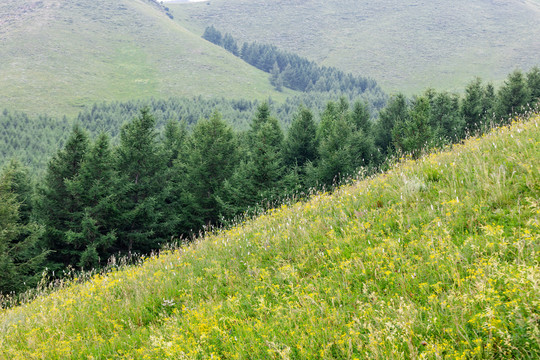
[1,67,539,296]
[1,93,383,174]
[202,26,384,99]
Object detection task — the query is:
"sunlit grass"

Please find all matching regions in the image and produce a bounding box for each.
[0,0,292,117]
[1,114,538,359]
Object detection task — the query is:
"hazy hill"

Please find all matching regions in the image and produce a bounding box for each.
[0,0,293,117]
[172,0,540,94]
[1,114,538,358]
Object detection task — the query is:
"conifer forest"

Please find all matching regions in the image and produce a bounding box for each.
[1,1,539,358]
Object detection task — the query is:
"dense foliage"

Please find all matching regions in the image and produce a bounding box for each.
[0,110,71,174]
[0,161,47,293]
[1,112,538,359]
[1,93,385,174]
[0,67,539,295]
[203,26,385,100]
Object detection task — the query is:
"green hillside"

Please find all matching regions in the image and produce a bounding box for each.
[0,0,293,117]
[172,0,540,94]
[1,113,538,359]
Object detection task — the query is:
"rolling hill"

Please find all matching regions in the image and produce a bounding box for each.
[0,0,294,117]
[171,0,540,94]
[1,113,538,358]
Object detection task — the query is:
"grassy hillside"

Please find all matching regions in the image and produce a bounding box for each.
[1,114,539,358]
[172,0,540,95]
[0,0,293,117]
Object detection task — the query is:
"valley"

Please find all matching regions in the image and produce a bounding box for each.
[171,0,540,94]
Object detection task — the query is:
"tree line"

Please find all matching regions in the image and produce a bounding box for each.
[202,25,384,98]
[1,92,386,174]
[1,67,539,295]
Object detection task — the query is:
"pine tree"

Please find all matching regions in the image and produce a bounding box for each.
[496,69,530,120]
[222,33,239,56]
[462,78,486,133]
[0,164,46,294]
[220,160,258,218]
[0,175,25,294]
[429,91,464,144]
[375,94,408,156]
[115,108,164,254]
[162,119,188,168]
[482,83,496,126]
[36,125,89,270]
[249,104,284,195]
[249,102,272,135]
[270,62,283,92]
[350,100,372,135]
[526,66,540,105]
[202,25,222,46]
[1,160,34,224]
[250,119,285,200]
[65,133,118,269]
[157,119,192,239]
[187,111,239,227]
[240,42,249,60]
[310,99,359,187]
[393,96,433,159]
[225,103,285,210]
[283,107,318,169]
[347,100,379,168]
[316,114,354,186]
[317,101,343,144]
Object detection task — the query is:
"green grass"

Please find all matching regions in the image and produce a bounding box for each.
[0,0,294,117]
[1,113,539,358]
[172,0,540,95]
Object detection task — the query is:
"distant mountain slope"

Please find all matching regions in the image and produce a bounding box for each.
[1,113,538,358]
[0,0,293,116]
[172,0,540,94]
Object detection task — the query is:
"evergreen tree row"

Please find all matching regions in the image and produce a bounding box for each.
[202,25,384,98]
[1,92,386,174]
[1,67,539,295]
[378,67,540,159]
[0,110,71,175]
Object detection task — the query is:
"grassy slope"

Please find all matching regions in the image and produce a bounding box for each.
[172,0,540,95]
[1,115,539,359]
[0,0,293,117]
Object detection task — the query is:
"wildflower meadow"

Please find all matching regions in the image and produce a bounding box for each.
[0,114,538,359]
